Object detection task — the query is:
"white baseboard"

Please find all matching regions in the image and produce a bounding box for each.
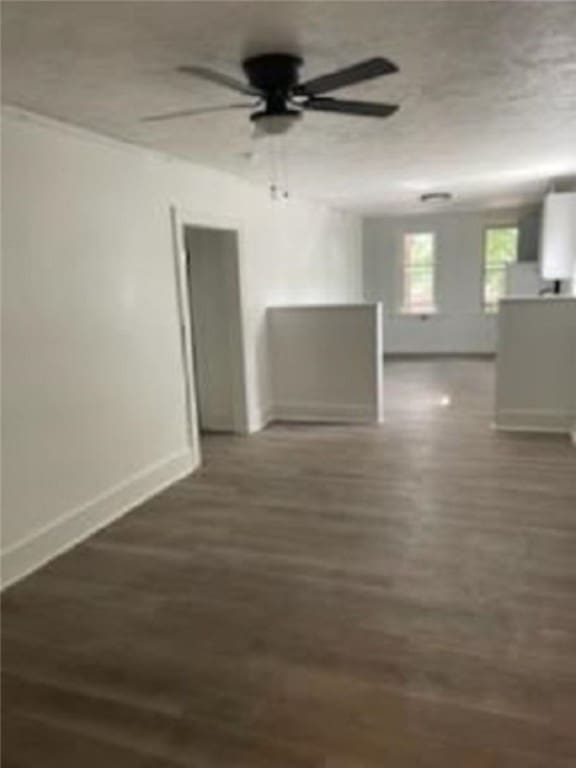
[272,402,378,423]
[1,451,196,590]
[384,352,496,359]
[243,404,272,434]
[257,406,275,431]
[494,408,576,434]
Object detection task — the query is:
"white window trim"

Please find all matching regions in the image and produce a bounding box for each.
[482,224,519,314]
[398,230,438,315]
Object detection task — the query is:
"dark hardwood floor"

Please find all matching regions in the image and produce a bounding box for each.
[2,359,576,767]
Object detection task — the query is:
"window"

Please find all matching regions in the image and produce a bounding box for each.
[483,226,519,312]
[402,232,436,313]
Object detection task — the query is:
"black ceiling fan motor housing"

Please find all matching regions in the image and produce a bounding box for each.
[243,54,303,117]
[243,54,303,93]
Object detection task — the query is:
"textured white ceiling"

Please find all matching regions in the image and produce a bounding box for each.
[2,1,576,213]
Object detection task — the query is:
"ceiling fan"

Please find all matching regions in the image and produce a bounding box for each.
[144,54,400,134]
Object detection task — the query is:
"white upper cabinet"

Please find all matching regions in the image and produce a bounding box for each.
[540,191,576,282]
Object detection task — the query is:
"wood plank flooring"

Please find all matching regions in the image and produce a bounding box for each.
[2,359,576,767]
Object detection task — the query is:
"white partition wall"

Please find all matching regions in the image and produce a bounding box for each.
[268,304,383,423]
[495,298,576,433]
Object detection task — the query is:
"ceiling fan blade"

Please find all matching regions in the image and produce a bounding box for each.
[304,97,399,118]
[295,57,398,96]
[178,65,259,96]
[142,103,254,123]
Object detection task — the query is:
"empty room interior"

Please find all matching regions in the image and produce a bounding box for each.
[2,1,576,766]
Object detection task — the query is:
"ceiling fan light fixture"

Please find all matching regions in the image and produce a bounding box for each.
[251,110,302,135]
[420,192,453,204]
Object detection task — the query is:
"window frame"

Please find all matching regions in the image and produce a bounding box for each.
[399,230,438,315]
[482,224,519,314]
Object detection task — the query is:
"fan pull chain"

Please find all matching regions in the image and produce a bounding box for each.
[279,138,290,200]
[268,135,290,202]
[269,135,279,200]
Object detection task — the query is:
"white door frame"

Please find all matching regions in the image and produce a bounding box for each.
[170,205,250,454]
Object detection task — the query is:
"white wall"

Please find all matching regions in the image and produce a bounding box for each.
[1,107,362,585]
[363,207,540,354]
[268,304,383,423]
[495,298,576,433]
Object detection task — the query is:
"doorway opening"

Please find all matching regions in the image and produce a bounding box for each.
[176,219,248,456]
